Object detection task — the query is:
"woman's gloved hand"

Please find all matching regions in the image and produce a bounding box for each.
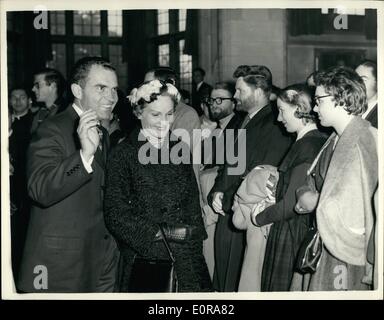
[154,223,199,243]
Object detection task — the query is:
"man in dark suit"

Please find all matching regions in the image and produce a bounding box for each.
[9,87,34,286]
[201,81,245,169]
[30,68,67,134]
[208,65,293,292]
[192,67,213,116]
[18,57,120,293]
[199,81,244,279]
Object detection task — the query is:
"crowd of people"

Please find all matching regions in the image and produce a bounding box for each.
[8,56,378,293]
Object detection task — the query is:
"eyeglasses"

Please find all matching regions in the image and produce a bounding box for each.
[314,94,332,105]
[205,97,234,105]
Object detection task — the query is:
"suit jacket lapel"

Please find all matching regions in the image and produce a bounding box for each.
[234,105,270,143]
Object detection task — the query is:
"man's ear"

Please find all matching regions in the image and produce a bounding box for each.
[253,87,261,100]
[71,83,82,100]
[231,100,236,111]
[50,82,57,93]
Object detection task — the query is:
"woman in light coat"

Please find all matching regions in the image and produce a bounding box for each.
[295,66,378,291]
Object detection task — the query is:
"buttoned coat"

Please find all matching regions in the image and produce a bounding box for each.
[18,106,118,292]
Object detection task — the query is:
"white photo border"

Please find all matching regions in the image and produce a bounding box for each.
[1,0,383,300]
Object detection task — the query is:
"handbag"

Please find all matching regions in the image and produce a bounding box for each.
[128,225,178,292]
[293,140,331,275]
[294,222,323,274]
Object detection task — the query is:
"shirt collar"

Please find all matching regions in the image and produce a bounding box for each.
[140,128,168,149]
[196,81,204,91]
[218,112,235,129]
[12,109,29,120]
[248,104,267,120]
[72,103,84,116]
[296,123,317,141]
[362,99,377,119]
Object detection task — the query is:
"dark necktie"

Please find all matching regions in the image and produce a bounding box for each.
[99,126,110,164]
[235,114,251,143]
[240,114,251,129]
[38,108,49,123]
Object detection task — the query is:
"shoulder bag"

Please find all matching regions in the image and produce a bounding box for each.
[128,225,178,292]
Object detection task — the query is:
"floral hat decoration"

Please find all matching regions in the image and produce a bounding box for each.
[127,79,181,107]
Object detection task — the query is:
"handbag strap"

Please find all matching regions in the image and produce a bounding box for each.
[158,224,176,263]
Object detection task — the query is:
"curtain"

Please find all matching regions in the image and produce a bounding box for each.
[288,9,324,36]
[122,10,130,63]
[183,9,198,55]
[365,9,377,40]
[122,10,149,90]
[23,11,52,72]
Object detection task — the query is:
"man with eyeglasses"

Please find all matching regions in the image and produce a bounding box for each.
[202,82,245,167]
[18,57,120,293]
[199,81,244,280]
[207,65,292,292]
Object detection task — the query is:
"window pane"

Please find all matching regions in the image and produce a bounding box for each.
[73,11,101,36]
[46,43,66,76]
[83,25,91,36]
[179,40,192,94]
[74,44,101,62]
[178,9,187,32]
[50,11,65,35]
[109,45,127,90]
[157,10,169,35]
[158,44,170,66]
[108,11,122,36]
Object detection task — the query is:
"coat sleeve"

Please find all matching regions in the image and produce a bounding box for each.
[256,162,311,226]
[208,122,292,213]
[27,121,92,207]
[208,162,244,212]
[182,163,208,239]
[104,145,159,255]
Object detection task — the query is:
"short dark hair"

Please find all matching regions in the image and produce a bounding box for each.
[193,67,206,77]
[35,68,66,98]
[271,84,281,96]
[306,72,317,87]
[153,67,177,85]
[214,81,236,97]
[315,66,367,115]
[356,60,377,82]
[200,85,212,100]
[70,56,116,87]
[233,65,273,95]
[9,86,30,98]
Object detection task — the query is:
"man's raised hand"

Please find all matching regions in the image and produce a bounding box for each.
[77,110,100,162]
